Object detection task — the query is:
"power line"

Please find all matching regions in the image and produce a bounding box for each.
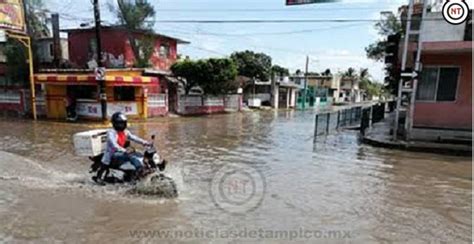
[150,18,444,24]
[157,22,365,37]
[152,7,383,12]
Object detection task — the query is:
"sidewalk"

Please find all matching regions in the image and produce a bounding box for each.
[362,113,472,156]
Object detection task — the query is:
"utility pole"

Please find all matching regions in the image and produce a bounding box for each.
[303,55,309,110]
[393,0,414,141]
[21,0,37,120]
[51,13,61,67]
[93,0,107,120]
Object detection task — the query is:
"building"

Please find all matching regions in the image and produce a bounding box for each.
[35,37,69,67]
[34,25,189,120]
[338,76,361,103]
[306,74,342,106]
[397,1,472,142]
[272,76,299,109]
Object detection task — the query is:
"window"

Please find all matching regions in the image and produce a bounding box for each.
[159,43,170,58]
[416,67,459,102]
[114,87,135,101]
[49,43,54,58]
[67,85,97,100]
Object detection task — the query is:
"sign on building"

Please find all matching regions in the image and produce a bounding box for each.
[0,0,26,33]
[286,0,340,6]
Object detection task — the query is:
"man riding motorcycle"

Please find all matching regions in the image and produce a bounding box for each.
[99,112,151,179]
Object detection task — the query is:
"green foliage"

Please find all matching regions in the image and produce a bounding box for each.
[171,58,238,95]
[323,69,332,76]
[4,39,28,87]
[230,50,272,81]
[2,0,49,87]
[199,58,238,96]
[134,34,155,68]
[111,0,156,67]
[360,79,384,98]
[358,68,385,98]
[271,65,289,77]
[344,67,357,78]
[114,0,155,30]
[359,68,369,80]
[365,12,402,62]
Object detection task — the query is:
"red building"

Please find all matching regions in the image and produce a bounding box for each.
[413,41,472,130]
[34,26,189,119]
[64,26,188,71]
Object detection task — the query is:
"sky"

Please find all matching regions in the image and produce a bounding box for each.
[44,0,416,81]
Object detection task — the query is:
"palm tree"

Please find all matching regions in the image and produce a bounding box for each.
[359,68,369,80]
[344,67,357,79]
[110,0,156,67]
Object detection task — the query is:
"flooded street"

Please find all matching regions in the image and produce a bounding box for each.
[0,111,471,243]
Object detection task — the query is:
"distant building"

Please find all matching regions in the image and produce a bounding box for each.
[35,37,69,67]
[338,76,361,103]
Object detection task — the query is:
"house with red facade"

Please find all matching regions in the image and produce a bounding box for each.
[399,3,472,142]
[33,25,189,120]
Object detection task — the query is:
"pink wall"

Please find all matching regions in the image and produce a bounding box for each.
[68,29,178,70]
[414,53,472,129]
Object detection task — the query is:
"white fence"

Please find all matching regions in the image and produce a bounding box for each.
[177,95,241,115]
[0,92,21,104]
[148,94,167,108]
[224,95,241,111]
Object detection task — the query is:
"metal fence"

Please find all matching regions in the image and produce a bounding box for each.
[313,106,363,139]
[314,102,392,141]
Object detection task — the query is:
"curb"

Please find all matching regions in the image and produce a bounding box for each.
[362,135,472,157]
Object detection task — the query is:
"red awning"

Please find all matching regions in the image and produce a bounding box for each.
[35,74,159,86]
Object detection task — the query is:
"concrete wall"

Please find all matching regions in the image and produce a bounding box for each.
[177,95,227,115]
[147,93,168,117]
[414,53,472,129]
[421,12,467,42]
[36,39,69,64]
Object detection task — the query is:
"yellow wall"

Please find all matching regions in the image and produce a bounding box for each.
[45,85,67,119]
[135,87,147,119]
[106,69,143,77]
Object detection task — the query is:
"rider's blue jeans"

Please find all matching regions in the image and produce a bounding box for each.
[111,152,142,171]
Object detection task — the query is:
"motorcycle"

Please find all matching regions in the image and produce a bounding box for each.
[88,135,178,198]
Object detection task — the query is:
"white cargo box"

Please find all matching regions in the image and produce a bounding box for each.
[73,129,108,157]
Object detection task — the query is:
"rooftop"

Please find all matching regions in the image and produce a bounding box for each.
[61,25,190,44]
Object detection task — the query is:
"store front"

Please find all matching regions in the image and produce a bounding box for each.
[34,71,167,120]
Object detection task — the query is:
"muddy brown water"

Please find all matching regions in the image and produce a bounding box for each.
[0,111,471,243]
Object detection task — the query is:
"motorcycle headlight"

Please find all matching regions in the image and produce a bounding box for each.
[152,154,161,163]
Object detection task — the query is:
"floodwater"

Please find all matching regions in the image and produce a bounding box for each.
[0,111,471,243]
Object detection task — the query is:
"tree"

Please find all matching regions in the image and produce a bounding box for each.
[323,69,332,76]
[271,65,289,78]
[199,58,238,96]
[170,59,203,95]
[365,12,402,62]
[357,68,385,99]
[230,50,272,81]
[25,0,50,39]
[3,0,49,88]
[110,0,156,67]
[171,58,238,96]
[344,67,357,79]
[359,68,369,80]
[4,40,28,88]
